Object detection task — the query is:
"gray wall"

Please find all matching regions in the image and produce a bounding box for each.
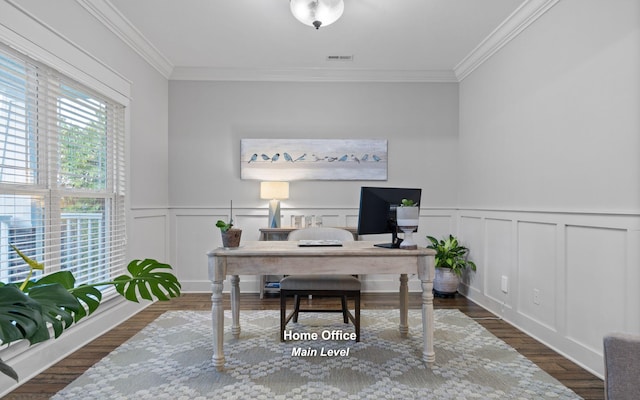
[457,0,640,377]
[459,0,639,213]
[168,81,459,209]
[168,80,460,292]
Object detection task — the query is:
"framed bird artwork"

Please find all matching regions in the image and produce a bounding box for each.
[240,139,387,181]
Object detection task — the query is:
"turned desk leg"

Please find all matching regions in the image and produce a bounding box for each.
[211,279,225,370]
[231,275,240,338]
[209,255,227,371]
[419,255,435,364]
[421,279,435,363]
[399,273,409,336]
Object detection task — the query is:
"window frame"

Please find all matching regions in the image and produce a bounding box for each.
[0,42,127,290]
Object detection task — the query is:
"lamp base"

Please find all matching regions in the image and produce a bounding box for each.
[268,199,281,228]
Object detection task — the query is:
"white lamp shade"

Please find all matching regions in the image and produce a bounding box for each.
[290,0,344,29]
[260,181,289,200]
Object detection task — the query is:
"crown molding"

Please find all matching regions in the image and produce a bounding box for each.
[75,0,173,79]
[77,0,558,83]
[170,66,458,83]
[75,0,453,83]
[1,0,131,104]
[454,0,561,81]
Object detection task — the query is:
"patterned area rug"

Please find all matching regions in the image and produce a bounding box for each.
[52,309,581,399]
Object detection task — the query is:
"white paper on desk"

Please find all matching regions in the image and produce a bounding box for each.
[297,240,343,247]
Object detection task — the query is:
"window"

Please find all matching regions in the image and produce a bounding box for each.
[0,43,126,289]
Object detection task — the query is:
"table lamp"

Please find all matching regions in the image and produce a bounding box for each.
[260,181,289,228]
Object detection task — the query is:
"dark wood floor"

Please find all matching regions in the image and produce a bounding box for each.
[5,293,604,399]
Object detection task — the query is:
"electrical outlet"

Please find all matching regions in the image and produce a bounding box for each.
[533,289,540,305]
[501,276,508,293]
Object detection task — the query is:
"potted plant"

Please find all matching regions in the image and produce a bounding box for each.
[396,199,419,249]
[216,200,242,248]
[426,234,477,296]
[0,244,181,381]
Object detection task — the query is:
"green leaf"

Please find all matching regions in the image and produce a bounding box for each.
[216,220,232,233]
[68,285,102,322]
[426,236,438,248]
[0,285,48,345]
[0,357,18,382]
[400,199,416,207]
[10,244,44,271]
[1,257,181,382]
[30,270,102,323]
[26,283,79,338]
[112,259,181,303]
[32,270,76,288]
[426,234,477,274]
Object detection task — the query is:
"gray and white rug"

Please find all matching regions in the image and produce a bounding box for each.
[52,309,581,399]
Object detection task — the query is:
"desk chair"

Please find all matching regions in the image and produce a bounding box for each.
[603,333,640,400]
[280,227,361,342]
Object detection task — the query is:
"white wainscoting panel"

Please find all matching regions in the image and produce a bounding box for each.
[565,225,627,353]
[458,216,484,294]
[129,209,169,262]
[459,209,640,377]
[484,218,514,306]
[422,214,456,240]
[173,213,221,286]
[517,221,557,330]
[171,209,266,292]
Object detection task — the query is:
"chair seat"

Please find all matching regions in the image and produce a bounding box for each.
[279,227,361,342]
[280,275,361,291]
[603,332,640,400]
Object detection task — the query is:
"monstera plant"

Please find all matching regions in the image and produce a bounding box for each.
[0,245,181,381]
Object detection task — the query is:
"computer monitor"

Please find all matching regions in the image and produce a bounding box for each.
[357,186,422,248]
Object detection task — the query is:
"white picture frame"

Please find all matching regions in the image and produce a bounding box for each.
[240,139,388,181]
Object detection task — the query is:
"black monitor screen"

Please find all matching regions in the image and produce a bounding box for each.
[357,186,422,248]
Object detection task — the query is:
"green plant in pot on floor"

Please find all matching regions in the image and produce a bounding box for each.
[216,200,242,248]
[0,244,181,381]
[426,234,476,296]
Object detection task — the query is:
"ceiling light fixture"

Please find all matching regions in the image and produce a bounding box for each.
[290,0,344,30]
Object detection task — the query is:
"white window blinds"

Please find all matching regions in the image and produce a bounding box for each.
[0,42,126,288]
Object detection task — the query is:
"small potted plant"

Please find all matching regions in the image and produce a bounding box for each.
[396,199,419,249]
[216,200,242,248]
[426,234,477,296]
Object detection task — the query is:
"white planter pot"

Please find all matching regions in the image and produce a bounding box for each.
[434,267,460,295]
[396,206,419,228]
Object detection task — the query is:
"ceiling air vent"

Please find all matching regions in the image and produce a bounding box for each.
[326,55,353,62]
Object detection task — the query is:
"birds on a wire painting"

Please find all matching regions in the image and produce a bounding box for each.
[246,152,383,163]
[240,138,388,181]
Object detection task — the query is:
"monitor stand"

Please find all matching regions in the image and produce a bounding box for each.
[374,231,403,248]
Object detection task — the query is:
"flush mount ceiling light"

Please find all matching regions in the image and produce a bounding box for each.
[290,0,344,30]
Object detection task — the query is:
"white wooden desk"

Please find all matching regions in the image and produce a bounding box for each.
[207,240,436,370]
[258,227,360,298]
